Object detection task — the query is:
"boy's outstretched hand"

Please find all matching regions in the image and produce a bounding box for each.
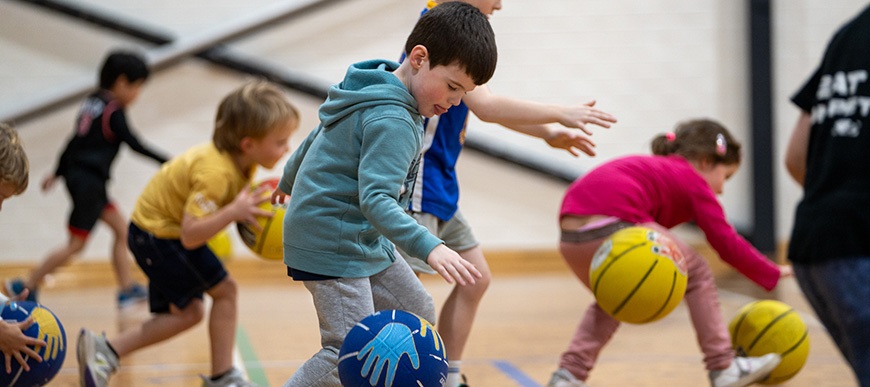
[40,174,57,193]
[544,127,597,157]
[558,100,618,135]
[426,244,482,286]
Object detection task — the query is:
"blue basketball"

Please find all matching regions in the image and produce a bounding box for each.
[0,301,67,386]
[338,309,448,387]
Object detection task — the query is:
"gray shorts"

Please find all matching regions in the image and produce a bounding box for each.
[397,210,480,274]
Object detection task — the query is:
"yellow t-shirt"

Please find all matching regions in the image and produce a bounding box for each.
[131,143,253,238]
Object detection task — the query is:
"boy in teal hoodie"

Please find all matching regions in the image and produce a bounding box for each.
[272,2,497,385]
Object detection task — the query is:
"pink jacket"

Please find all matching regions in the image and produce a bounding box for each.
[561,155,780,291]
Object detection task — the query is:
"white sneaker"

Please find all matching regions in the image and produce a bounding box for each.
[201,367,257,387]
[547,368,589,387]
[709,353,781,387]
[77,329,119,387]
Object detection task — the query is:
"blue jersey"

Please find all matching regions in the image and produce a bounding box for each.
[404,2,471,221]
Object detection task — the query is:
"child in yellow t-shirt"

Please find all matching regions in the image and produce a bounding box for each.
[76,80,300,387]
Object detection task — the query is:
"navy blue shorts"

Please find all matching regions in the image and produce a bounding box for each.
[128,223,228,314]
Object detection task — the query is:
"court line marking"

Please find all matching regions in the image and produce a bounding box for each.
[493,360,540,387]
[236,326,271,386]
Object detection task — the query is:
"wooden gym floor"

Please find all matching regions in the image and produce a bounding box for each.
[0,249,858,387]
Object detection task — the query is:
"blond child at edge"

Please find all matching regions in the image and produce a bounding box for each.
[76,80,300,387]
[0,122,47,374]
[398,2,617,386]
[548,119,792,387]
[272,3,493,385]
[6,50,170,309]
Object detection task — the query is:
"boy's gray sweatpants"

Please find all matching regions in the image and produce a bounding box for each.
[283,257,436,387]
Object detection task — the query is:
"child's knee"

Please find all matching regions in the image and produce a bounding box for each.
[477,269,492,290]
[458,270,491,299]
[177,300,206,326]
[208,276,238,300]
[67,237,87,254]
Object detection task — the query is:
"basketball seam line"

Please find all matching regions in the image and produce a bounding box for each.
[592,241,646,295]
[641,268,678,323]
[732,311,749,351]
[612,259,658,317]
[747,308,794,352]
[780,328,809,358]
[255,209,276,255]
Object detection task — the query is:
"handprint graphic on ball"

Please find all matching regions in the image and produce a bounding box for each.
[356,322,419,386]
[339,310,448,387]
[0,301,67,386]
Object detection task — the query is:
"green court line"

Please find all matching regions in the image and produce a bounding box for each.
[236,326,270,386]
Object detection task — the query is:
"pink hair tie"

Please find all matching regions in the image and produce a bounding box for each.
[665,132,676,142]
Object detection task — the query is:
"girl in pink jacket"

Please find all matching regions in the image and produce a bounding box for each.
[547,119,791,387]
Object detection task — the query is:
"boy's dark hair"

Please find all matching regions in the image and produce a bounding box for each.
[404,1,497,85]
[99,50,150,90]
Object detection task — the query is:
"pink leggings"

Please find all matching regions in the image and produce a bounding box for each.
[558,221,734,381]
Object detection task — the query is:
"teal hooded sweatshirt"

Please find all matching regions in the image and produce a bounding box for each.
[278,59,444,278]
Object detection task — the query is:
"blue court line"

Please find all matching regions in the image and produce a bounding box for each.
[236,327,270,386]
[492,360,540,387]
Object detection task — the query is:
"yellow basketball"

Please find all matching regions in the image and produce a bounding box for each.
[589,226,688,324]
[729,300,810,384]
[206,229,233,262]
[236,178,285,261]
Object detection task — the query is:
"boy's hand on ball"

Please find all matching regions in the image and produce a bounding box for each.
[426,245,481,286]
[8,288,31,303]
[231,185,272,231]
[271,187,289,205]
[0,317,45,373]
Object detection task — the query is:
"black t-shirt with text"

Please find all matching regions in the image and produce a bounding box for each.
[789,6,870,263]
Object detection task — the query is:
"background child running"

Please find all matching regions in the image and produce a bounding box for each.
[547,119,791,387]
[0,122,47,374]
[76,80,300,387]
[6,50,170,309]
[396,1,617,385]
[273,3,492,385]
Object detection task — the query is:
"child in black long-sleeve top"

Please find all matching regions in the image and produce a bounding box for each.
[6,50,169,309]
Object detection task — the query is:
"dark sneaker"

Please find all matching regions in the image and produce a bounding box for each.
[4,277,37,302]
[117,283,148,309]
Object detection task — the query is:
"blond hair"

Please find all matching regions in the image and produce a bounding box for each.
[0,122,29,194]
[213,80,300,154]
